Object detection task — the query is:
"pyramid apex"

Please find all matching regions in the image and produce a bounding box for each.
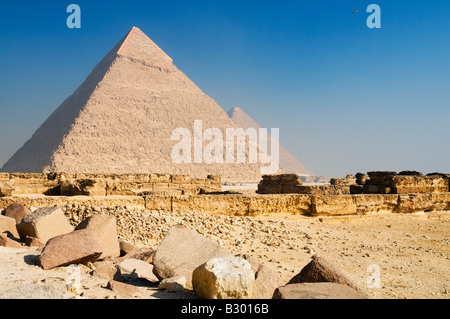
[116,27,174,70]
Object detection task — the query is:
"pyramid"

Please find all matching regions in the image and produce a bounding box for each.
[227,107,314,177]
[1,27,273,183]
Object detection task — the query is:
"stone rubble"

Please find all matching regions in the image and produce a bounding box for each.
[1,198,449,299]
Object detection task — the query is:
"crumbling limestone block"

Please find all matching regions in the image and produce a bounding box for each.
[152,225,231,287]
[16,207,74,244]
[75,214,120,260]
[192,256,255,299]
[310,195,357,216]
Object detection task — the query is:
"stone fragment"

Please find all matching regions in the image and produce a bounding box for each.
[91,261,123,281]
[118,258,159,283]
[75,214,120,260]
[239,254,285,299]
[273,283,368,299]
[23,236,44,247]
[107,280,140,298]
[4,203,31,223]
[0,215,20,240]
[152,225,231,286]
[16,207,73,244]
[37,228,103,270]
[119,240,135,255]
[288,255,364,293]
[0,233,22,248]
[158,276,187,293]
[192,256,255,299]
[118,247,155,263]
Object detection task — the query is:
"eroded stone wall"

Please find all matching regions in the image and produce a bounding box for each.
[1,193,450,218]
[0,173,221,197]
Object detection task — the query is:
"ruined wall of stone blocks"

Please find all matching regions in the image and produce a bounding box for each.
[257,174,353,195]
[361,171,449,194]
[0,173,222,197]
[257,174,304,194]
[330,175,357,186]
[1,192,450,218]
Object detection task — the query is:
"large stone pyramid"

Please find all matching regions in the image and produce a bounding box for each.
[1,27,272,183]
[228,107,314,177]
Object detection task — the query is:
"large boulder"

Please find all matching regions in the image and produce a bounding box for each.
[239,254,285,299]
[288,255,364,293]
[4,203,31,223]
[273,283,368,299]
[16,207,73,244]
[152,225,231,287]
[37,228,103,270]
[75,214,120,260]
[192,256,255,299]
[0,215,20,240]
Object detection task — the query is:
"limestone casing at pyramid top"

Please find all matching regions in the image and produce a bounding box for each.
[93,26,176,74]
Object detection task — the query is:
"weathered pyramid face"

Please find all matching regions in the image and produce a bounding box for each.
[1,27,278,183]
[228,107,314,177]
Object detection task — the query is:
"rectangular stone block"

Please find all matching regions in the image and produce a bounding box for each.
[171,175,191,184]
[390,176,448,194]
[149,174,171,183]
[354,194,399,214]
[248,195,311,216]
[363,184,392,194]
[310,195,357,216]
[394,193,450,213]
[17,207,74,244]
[152,183,170,191]
[257,183,282,194]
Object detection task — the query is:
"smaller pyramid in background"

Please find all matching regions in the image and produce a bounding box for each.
[227,107,314,177]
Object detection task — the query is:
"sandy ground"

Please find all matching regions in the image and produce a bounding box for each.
[0,210,448,299]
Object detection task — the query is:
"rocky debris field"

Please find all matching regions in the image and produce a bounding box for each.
[1,201,449,299]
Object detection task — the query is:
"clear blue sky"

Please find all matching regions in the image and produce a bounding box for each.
[0,0,449,177]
